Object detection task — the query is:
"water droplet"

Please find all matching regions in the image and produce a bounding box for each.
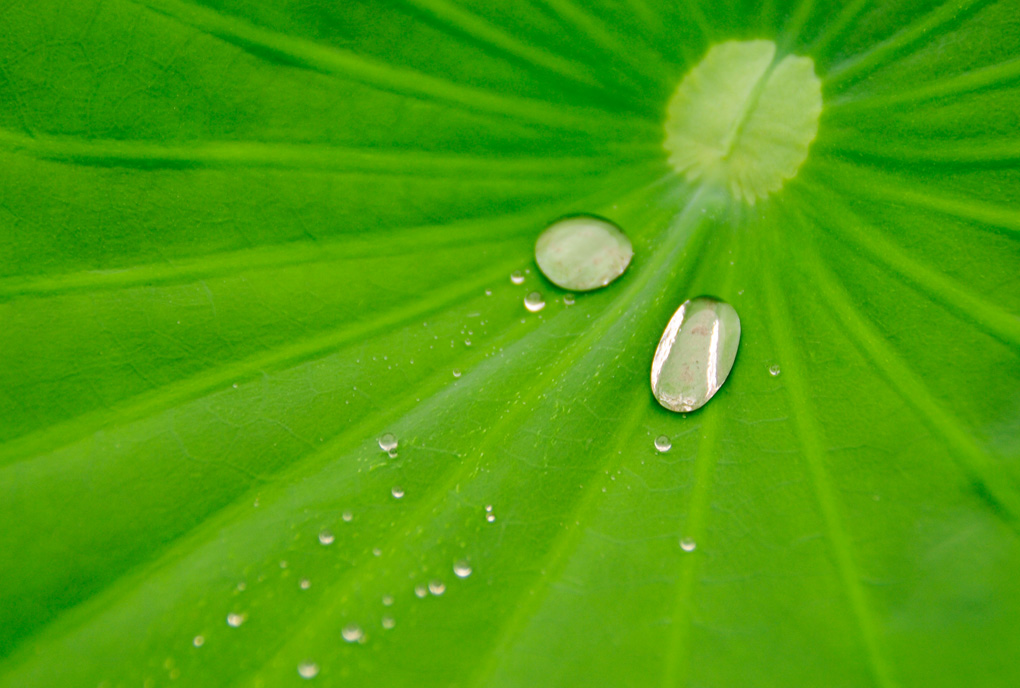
[562,293,575,306]
[769,364,781,376]
[510,270,525,285]
[414,584,428,598]
[226,613,246,628]
[381,616,395,629]
[452,369,461,378]
[382,595,394,606]
[485,289,492,296]
[193,635,205,648]
[372,547,382,556]
[297,661,319,679]
[486,513,496,523]
[485,504,493,512]
[300,578,311,590]
[378,433,398,452]
[524,292,545,313]
[318,530,334,545]
[391,486,404,499]
[680,537,697,552]
[654,435,672,453]
[236,581,246,591]
[342,511,353,522]
[535,215,633,291]
[428,580,445,596]
[341,624,363,643]
[453,561,472,578]
[651,297,741,413]
[279,560,288,569]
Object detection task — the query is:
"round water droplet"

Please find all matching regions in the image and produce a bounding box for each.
[300,578,311,590]
[769,364,781,376]
[651,297,741,413]
[318,530,334,545]
[680,537,697,552]
[510,270,525,285]
[453,561,472,578]
[193,635,205,648]
[387,449,398,458]
[342,510,353,522]
[484,504,493,512]
[381,616,395,630]
[486,513,496,523]
[654,435,672,453]
[524,292,545,312]
[414,584,428,598]
[378,433,398,452]
[535,215,633,291]
[452,369,461,378]
[297,661,319,679]
[226,613,246,628]
[382,595,394,606]
[341,624,363,643]
[428,580,445,596]
[562,293,575,306]
[391,486,404,499]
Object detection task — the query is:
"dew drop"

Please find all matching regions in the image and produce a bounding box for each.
[414,584,428,598]
[769,364,781,377]
[428,580,446,596]
[300,578,311,590]
[562,293,575,306]
[318,530,334,545]
[651,297,741,413]
[391,486,405,499]
[485,504,493,512]
[382,616,395,630]
[342,510,353,522]
[382,595,394,606]
[453,561,472,578]
[341,624,363,643]
[193,636,205,648]
[510,270,525,285]
[654,435,672,453]
[297,661,319,679]
[524,292,546,313]
[680,537,697,552]
[378,433,398,452]
[387,449,398,458]
[452,369,461,378]
[486,513,496,523]
[226,613,246,628]
[535,215,633,291]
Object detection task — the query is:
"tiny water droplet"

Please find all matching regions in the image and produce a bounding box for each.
[535,215,633,291]
[680,537,697,552]
[342,510,353,522]
[651,297,741,413]
[279,560,288,569]
[562,293,575,306]
[485,289,492,296]
[226,613,246,628]
[486,513,496,523]
[452,369,461,378]
[382,616,395,629]
[193,636,205,648]
[236,581,246,591]
[378,433,398,452]
[454,561,472,578]
[300,578,311,590]
[341,624,363,643]
[510,270,525,285]
[318,530,334,545]
[297,661,319,679]
[372,547,382,556]
[428,580,445,596]
[391,486,404,499]
[768,364,781,376]
[485,504,493,512]
[654,435,672,453]
[387,449,398,458]
[414,584,428,598]
[382,595,394,606]
[524,292,545,313]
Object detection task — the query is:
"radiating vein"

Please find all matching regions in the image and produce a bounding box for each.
[805,0,870,57]
[818,134,1020,167]
[763,209,898,688]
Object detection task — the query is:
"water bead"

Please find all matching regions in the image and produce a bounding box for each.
[535,216,633,291]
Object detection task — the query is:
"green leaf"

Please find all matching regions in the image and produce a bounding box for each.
[1,0,1019,686]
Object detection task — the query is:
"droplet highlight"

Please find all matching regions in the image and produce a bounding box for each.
[535,215,633,291]
[510,270,525,285]
[453,561,472,578]
[524,292,545,313]
[391,486,405,499]
[651,297,741,413]
[428,580,446,596]
[680,537,697,552]
[378,433,398,452]
[226,613,246,628]
[654,435,672,453]
[342,624,363,643]
[297,661,319,679]
[769,364,781,377]
[318,530,334,545]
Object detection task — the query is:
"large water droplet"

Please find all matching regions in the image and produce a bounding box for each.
[453,561,472,578]
[651,297,741,413]
[654,435,672,453]
[378,433,398,452]
[524,292,545,313]
[226,613,246,628]
[535,215,633,291]
[297,661,319,679]
[342,624,363,643]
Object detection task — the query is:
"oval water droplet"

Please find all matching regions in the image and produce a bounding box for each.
[535,215,633,291]
[510,270,525,285]
[680,537,697,552]
[341,624,363,643]
[651,297,741,413]
[193,635,205,648]
[318,530,334,545]
[378,433,398,452]
[654,435,672,453]
[768,364,781,376]
[453,561,472,578]
[226,613,246,628]
[428,580,446,596]
[524,292,545,313]
[297,661,319,679]
[485,513,496,523]
[391,486,404,499]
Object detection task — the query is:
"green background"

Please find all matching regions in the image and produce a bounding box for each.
[1,0,1019,686]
